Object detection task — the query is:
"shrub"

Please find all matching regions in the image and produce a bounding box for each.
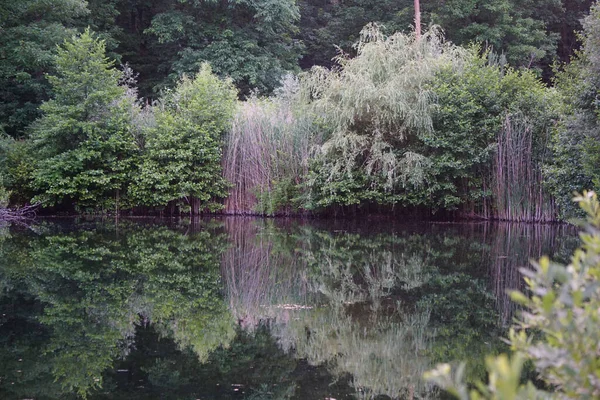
[425,191,600,399]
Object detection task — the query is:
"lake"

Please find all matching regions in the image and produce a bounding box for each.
[0,217,578,399]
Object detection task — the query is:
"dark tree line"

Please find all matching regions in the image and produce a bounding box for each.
[0,0,594,138]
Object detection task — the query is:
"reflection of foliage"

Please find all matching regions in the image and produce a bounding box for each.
[426,192,600,399]
[143,358,188,388]
[487,223,578,326]
[301,231,431,304]
[223,220,439,398]
[273,230,437,399]
[0,218,578,399]
[95,323,348,400]
[270,307,435,399]
[223,219,577,399]
[0,221,232,398]
[417,273,504,383]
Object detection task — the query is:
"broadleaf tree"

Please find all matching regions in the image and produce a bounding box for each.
[0,0,89,137]
[129,64,237,214]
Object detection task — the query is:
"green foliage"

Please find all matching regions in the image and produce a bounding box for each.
[545,2,600,219]
[425,191,600,399]
[0,177,10,208]
[303,24,468,209]
[425,53,559,217]
[130,64,236,212]
[138,0,303,95]
[510,191,600,397]
[426,0,562,70]
[301,27,558,217]
[0,136,36,206]
[0,0,89,137]
[30,29,139,211]
[426,353,545,400]
[254,177,303,216]
[296,0,415,68]
[296,0,585,75]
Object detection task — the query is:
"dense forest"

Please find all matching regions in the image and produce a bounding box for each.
[1,0,599,220]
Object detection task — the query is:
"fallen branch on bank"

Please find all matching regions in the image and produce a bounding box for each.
[0,203,41,221]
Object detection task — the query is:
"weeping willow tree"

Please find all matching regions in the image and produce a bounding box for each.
[304,24,468,209]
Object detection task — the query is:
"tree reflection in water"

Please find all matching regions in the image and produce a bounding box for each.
[0,218,576,399]
[222,218,577,399]
[0,221,235,397]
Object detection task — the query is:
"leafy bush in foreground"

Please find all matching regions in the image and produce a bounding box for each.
[426,191,600,399]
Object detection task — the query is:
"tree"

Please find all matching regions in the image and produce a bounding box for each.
[117,0,303,96]
[129,64,236,214]
[425,53,559,219]
[303,25,469,210]
[0,0,89,137]
[425,0,564,71]
[545,1,600,218]
[296,0,415,69]
[30,29,139,211]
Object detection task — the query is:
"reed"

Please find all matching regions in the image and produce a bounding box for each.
[486,222,575,325]
[221,217,312,331]
[222,76,318,215]
[492,115,556,222]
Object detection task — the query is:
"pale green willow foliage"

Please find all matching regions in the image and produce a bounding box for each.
[426,191,600,399]
[305,24,468,189]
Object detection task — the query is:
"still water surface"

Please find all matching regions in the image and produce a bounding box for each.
[0,218,578,399]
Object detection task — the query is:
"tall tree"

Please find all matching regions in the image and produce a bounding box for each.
[545,1,600,218]
[296,0,415,69]
[129,64,236,214]
[31,29,139,211]
[0,0,89,138]
[425,0,564,71]
[114,0,303,97]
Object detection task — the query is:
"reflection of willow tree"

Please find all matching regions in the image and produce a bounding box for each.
[223,220,438,399]
[0,221,233,398]
[221,221,577,398]
[271,308,434,400]
[281,230,437,399]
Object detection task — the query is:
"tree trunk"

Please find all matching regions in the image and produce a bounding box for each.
[414,0,421,39]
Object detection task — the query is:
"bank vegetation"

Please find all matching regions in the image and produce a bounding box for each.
[1,3,600,221]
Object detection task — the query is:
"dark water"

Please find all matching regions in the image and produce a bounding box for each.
[0,217,578,399]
